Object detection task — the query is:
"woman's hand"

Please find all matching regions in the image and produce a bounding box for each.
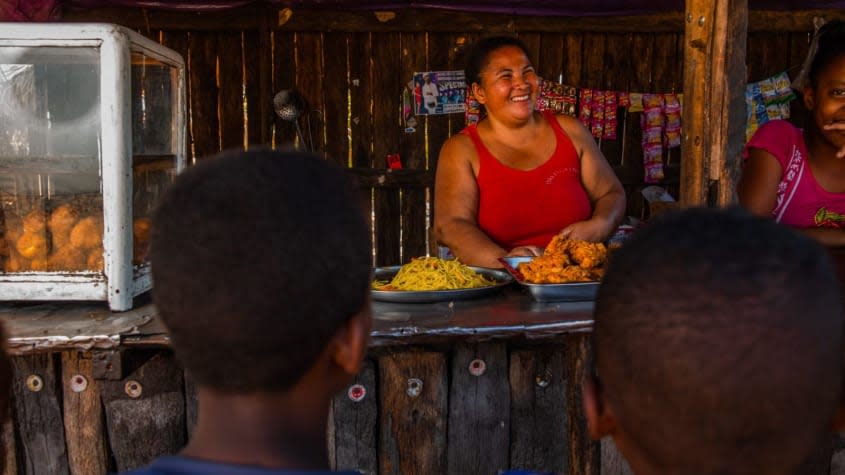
[506,245,544,257]
[559,218,613,242]
[823,123,845,158]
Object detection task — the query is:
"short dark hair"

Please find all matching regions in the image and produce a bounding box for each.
[594,207,843,473]
[150,149,371,393]
[809,19,845,88]
[464,35,532,86]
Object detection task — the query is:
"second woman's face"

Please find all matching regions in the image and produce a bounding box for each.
[475,45,538,121]
[807,54,845,150]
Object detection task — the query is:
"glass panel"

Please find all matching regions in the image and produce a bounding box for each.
[0,46,103,273]
[131,52,178,266]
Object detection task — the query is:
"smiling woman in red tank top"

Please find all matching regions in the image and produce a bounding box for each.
[434,36,626,268]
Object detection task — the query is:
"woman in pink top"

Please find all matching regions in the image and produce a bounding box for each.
[434,36,625,268]
[739,21,845,245]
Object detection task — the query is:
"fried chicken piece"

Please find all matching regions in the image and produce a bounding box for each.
[568,241,607,269]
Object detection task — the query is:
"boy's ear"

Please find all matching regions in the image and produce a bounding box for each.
[583,373,617,440]
[329,302,372,377]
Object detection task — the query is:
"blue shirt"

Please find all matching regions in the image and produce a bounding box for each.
[120,456,361,475]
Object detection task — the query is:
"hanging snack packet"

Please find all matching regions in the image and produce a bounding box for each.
[563,85,578,117]
[663,93,682,148]
[603,91,617,140]
[618,92,631,108]
[766,103,783,121]
[579,88,593,129]
[628,92,644,113]
[754,98,769,127]
[773,72,796,103]
[590,91,606,138]
[779,102,791,120]
[759,77,777,105]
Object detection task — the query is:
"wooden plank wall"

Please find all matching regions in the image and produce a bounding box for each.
[3,339,605,475]
[60,7,817,266]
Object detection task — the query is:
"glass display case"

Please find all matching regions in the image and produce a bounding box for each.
[0,24,186,310]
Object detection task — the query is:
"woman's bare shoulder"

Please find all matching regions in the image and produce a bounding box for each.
[439,132,477,162]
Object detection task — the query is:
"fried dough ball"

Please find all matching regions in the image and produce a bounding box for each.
[4,252,24,272]
[87,247,104,271]
[22,210,46,234]
[29,258,48,272]
[69,216,103,250]
[48,246,86,271]
[133,217,152,264]
[16,232,48,259]
[49,204,79,248]
[3,214,23,245]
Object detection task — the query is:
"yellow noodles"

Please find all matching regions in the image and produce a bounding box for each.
[372,257,496,291]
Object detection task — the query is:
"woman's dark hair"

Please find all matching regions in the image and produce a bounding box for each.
[808,19,845,88]
[465,35,532,86]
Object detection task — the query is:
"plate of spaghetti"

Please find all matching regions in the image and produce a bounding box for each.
[371,257,512,303]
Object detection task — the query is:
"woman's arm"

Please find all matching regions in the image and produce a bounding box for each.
[736,147,781,217]
[433,135,515,267]
[557,116,626,242]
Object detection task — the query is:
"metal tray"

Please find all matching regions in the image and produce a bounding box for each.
[371,266,513,303]
[500,256,599,302]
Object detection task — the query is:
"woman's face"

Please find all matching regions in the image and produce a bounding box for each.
[473,45,538,121]
[805,53,845,151]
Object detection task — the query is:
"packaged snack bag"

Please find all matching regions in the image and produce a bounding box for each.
[603,91,617,140]
[759,77,777,104]
[773,72,796,103]
[617,92,631,108]
[590,91,606,138]
[628,92,644,112]
[579,89,593,129]
[663,93,682,148]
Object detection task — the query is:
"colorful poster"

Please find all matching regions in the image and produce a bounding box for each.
[412,70,466,115]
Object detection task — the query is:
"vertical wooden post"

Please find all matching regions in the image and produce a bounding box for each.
[62,351,108,475]
[101,351,186,472]
[447,343,509,475]
[567,334,600,475]
[509,347,568,473]
[2,416,17,475]
[332,359,378,474]
[680,0,748,207]
[378,352,447,475]
[11,354,70,474]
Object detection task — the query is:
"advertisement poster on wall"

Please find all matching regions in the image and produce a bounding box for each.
[412,70,466,115]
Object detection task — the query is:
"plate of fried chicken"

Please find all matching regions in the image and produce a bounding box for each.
[500,236,607,302]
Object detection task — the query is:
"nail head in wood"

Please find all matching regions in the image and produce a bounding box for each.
[348,384,366,402]
[406,378,423,397]
[70,374,88,393]
[124,380,143,398]
[25,374,43,392]
[468,359,486,376]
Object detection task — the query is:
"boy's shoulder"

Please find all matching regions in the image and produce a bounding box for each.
[119,456,361,475]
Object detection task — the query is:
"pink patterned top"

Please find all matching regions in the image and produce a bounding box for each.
[743,120,845,228]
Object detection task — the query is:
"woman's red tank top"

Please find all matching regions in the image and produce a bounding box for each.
[462,110,592,250]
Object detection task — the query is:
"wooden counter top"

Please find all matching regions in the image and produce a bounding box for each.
[0,286,595,355]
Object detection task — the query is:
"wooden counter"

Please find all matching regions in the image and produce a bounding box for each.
[0,288,840,475]
[0,287,607,475]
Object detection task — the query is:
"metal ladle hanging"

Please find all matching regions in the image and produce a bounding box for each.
[273,89,307,149]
